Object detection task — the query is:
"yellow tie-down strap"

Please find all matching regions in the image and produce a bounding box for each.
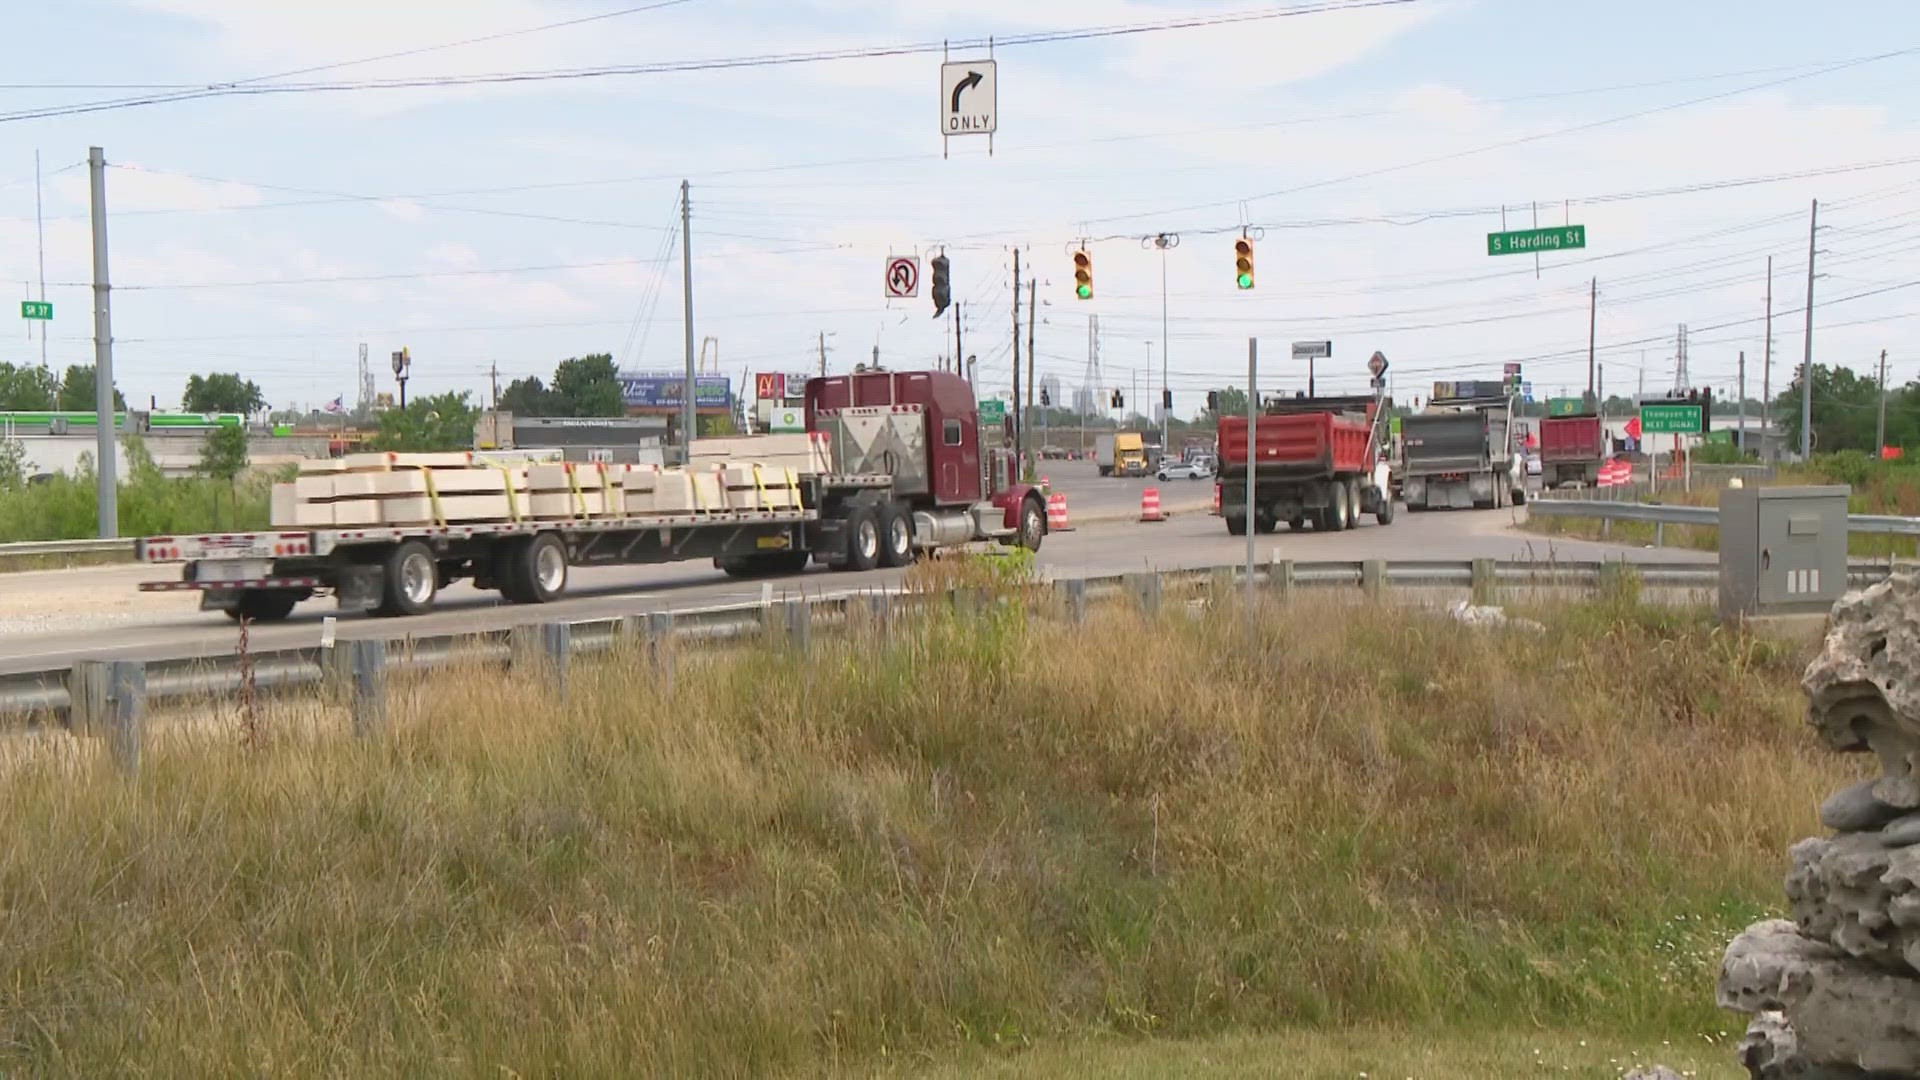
[491,464,522,523]
[565,462,590,518]
[751,464,770,511]
[417,465,446,527]
[598,462,620,518]
[785,467,799,509]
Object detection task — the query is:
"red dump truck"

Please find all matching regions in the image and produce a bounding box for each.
[1215,393,1394,535]
[1537,414,1605,488]
[133,368,1048,620]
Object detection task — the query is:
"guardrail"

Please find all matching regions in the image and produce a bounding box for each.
[5,556,1897,739]
[1528,498,1920,537]
[0,537,137,558]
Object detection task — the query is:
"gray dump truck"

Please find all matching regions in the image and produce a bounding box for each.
[1400,394,1527,511]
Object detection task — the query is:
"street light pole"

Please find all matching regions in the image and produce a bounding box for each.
[1146,232,1179,451]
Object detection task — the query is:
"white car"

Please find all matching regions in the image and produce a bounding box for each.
[1157,460,1213,481]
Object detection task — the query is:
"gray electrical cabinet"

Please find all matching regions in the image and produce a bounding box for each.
[1719,485,1850,621]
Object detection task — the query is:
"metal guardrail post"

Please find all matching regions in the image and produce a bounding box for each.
[105,660,145,776]
[1654,521,1665,547]
[1270,557,1295,598]
[346,639,387,739]
[782,601,812,655]
[1600,517,1611,539]
[68,659,108,735]
[542,622,572,701]
[645,611,675,691]
[1361,560,1385,600]
[1127,573,1161,616]
[1471,559,1497,606]
[863,591,891,633]
[1060,578,1087,624]
[1210,566,1234,601]
[1596,562,1627,601]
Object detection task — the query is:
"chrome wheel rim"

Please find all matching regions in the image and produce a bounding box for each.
[535,541,567,593]
[401,551,435,605]
[887,516,910,555]
[856,520,878,562]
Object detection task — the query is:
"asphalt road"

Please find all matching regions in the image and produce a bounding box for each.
[0,505,1706,674]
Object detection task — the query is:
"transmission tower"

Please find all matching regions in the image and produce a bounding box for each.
[1672,324,1690,394]
[356,343,374,415]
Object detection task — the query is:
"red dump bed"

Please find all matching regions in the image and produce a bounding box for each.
[1538,415,1604,464]
[1218,410,1375,475]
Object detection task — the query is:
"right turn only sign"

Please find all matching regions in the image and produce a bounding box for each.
[940,61,996,136]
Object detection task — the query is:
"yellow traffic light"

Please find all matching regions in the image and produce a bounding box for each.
[1234,238,1254,290]
[1072,248,1093,300]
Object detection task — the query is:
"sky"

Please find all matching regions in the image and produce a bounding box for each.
[0,0,1915,419]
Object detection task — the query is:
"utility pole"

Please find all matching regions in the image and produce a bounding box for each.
[88,146,118,539]
[34,150,46,372]
[1586,277,1597,406]
[1737,351,1747,454]
[1149,232,1177,450]
[1877,348,1890,455]
[1025,278,1037,461]
[818,331,828,377]
[1244,337,1257,637]
[680,179,696,451]
[953,301,963,380]
[489,362,500,409]
[1800,199,1818,460]
[1011,247,1022,458]
[1762,256,1774,458]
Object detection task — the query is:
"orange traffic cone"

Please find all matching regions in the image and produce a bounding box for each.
[1140,487,1165,523]
[1047,492,1073,531]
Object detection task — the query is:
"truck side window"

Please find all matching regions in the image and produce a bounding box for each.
[944,419,963,446]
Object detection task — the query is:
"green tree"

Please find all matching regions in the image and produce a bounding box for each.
[0,436,27,490]
[182,372,266,415]
[499,376,556,416]
[1207,386,1250,421]
[0,362,60,410]
[1779,364,1881,454]
[197,423,250,482]
[551,353,624,417]
[57,365,125,412]
[372,391,479,452]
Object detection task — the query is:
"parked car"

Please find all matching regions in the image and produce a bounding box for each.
[1157,459,1213,481]
[1525,454,1543,477]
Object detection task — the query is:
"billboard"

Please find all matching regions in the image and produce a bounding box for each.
[618,374,731,411]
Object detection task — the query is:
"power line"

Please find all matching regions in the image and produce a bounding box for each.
[0,0,1418,125]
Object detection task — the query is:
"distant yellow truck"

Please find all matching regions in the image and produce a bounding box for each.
[1096,432,1149,477]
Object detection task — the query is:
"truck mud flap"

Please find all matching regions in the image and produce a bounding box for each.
[335,565,383,612]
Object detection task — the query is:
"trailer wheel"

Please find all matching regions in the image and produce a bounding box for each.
[1225,514,1248,536]
[878,504,915,567]
[227,588,303,623]
[1331,481,1353,531]
[374,540,438,617]
[842,507,881,572]
[1376,494,1396,526]
[520,533,570,603]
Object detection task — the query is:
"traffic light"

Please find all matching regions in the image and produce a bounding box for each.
[1162,389,1173,411]
[1040,387,1051,407]
[930,254,952,318]
[1072,248,1093,300]
[1234,237,1254,290]
[1110,389,1124,409]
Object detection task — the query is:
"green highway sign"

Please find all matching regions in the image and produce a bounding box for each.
[1487,225,1586,256]
[1640,403,1704,435]
[19,300,51,320]
[978,399,1006,424]
[1547,397,1586,417]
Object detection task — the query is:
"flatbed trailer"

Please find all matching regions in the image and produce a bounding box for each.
[137,368,1050,621]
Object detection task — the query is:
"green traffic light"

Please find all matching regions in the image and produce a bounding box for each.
[1076,283,1092,299]
[1236,273,1253,290]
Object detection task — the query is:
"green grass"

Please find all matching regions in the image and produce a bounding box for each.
[0,572,1836,1076]
[0,436,283,544]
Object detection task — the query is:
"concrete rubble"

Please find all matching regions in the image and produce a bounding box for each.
[1719,574,1920,1078]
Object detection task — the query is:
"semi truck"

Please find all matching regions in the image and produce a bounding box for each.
[1400,394,1526,511]
[1215,393,1394,535]
[1537,413,1605,488]
[1095,431,1149,477]
[133,369,1049,621]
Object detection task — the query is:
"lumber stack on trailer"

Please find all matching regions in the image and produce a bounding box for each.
[270,450,813,528]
